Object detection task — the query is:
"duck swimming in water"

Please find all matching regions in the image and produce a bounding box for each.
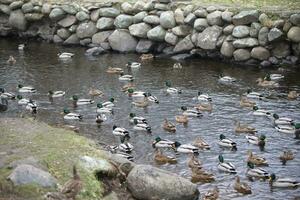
[18,84,36,93]
[165,81,182,94]
[71,95,94,107]
[217,154,236,174]
[0,88,15,100]
[58,52,74,59]
[234,176,252,195]
[7,56,16,65]
[154,148,177,165]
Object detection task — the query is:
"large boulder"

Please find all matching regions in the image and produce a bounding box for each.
[173,35,194,53]
[64,33,80,45]
[49,8,66,21]
[99,7,120,17]
[232,10,259,25]
[147,25,166,41]
[287,26,300,43]
[114,14,133,29]
[271,42,290,58]
[133,11,148,23]
[57,28,70,39]
[233,49,251,61]
[129,22,151,38]
[8,9,27,31]
[76,21,97,39]
[108,29,137,52]
[233,38,258,48]
[251,46,270,60]
[290,13,300,26]
[268,28,283,42]
[165,32,178,45]
[58,15,77,28]
[232,25,249,38]
[174,8,184,24]
[197,25,223,50]
[96,17,114,30]
[194,18,208,32]
[172,25,192,36]
[221,41,235,57]
[92,30,113,44]
[127,165,199,200]
[160,11,176,29]
[143,15,160,25]
[207,10,223,26]
[136,39,155,53]
[258,27,269,45]
[76,11,90,22]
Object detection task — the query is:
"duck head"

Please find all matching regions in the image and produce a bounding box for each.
[18,84,23,88]
[218,154,224,163]
[294,123,300,130]
[97,103,103,108]
[72,95,78,101]
[246,89,252,94]
[48,90,53,95]
[127,88,134,94]
[17,95,23,100]
[109,97,115,103]
[197,91,202,96]
[264,74,271,81]
[129,113,136,118]
[253,106,259,111]
[133,119,138,125]
[269,173,276,182]
[165,81,172,87]
[113,125,117,130]
[273,113,279,119]
[181,106,187,111]
[63,108,70,114]
[247,161,254,169]
[173,141,181,148]
[219,134,226,140]
[0,88,4,93]
[260,134,266,141]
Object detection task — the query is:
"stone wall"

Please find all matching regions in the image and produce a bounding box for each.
[0,0,300,66]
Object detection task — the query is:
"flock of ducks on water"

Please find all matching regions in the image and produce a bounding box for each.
[2,47,300,199]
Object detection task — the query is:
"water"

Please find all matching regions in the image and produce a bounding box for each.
[1,38,300,199]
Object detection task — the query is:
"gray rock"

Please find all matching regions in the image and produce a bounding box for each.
[136,39,155,53]
[32,6,41,13]
[216,35,226,48]
[143,2,154,11]
[162,46,174,55]
[290,13,300,26]
[174,8,184,24]
[258,27,269,45]
[7,164,57,187]
[76,11,90,21]
[121,2,133,14]
[91,9,100,22]
[0,4,11,15]
[92,30,112,44]
[8,157,43,170]
[143,15,160,25]
[99,7,120,17]
[251,46,270,60]
[194,8,207,18]
[158,0,171,3]
[197,25,223,50]
[260,60,271,67]
[8,10,27,31]
[191,31,198,45]
[132,1,145,13]
[147,25,166,41]
[80,38,91,46]
[57,28,70,40]
[9,1,23,10]
[69,24,78,33]
[114,14,133,29]
[221,41,234,57]
[172,25,192,36]
[100,42,111,50]
[41,3,51,14]
[194,18,208,32]
[183,5,194,17]
[232,25,250,38]
[154,3,169,11]
[249,22,261,37]
[184,13,196,25]
[61,5,78,15]
[96,17,114,30]
[108,29,137,52]
[165,32,178,45]
[85,46,105,56]
[222,11,233,23]
[64,33,80,45]
[160,11,176,29]
[171,53,193,60]
[133,11,148,23]
[269,56,279,65]
[173,35,194,53]
[258,13,269,25]
[206,6,217,13]
[233,49,251,61]
[21,2,33,13]
[232,10,259,25]
[49,8,65,21]
[24,13,43,21]
[272,42,290,58]
[129,22,151,38]
[76,21,97,39]
[283,21,292,33]
[273,19,284,28]
[58,15,77,28]
[53,35,63,43]
[233,37,259,48]
[37,22,55,41]
[287,26,300,42]
[127,165,199,200]
[268,27,283,42]
[207,10,223,26]
[223,24,234,35]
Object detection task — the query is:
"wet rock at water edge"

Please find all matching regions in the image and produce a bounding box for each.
[171,53,194,60]
[197,25,223,50]
[108,29,137,52]
[8,10,27,31]
[92,31,113,44]
[251,46,270,60]
[221,41,235,58]
[85,46,106,56]
[233,48,251,61]
[64,34,80,45]
[147,25,166,42]
[165,32,178,45]
[136,39,156,53]
[76,21,97,39]
[57,28,70,40]
[232,10,259,25]
[129,22,151,38]
[173,35,194,53]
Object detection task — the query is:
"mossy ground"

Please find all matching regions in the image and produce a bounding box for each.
[0,117,107,200]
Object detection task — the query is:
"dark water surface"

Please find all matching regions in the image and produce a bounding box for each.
[1,38,300,199]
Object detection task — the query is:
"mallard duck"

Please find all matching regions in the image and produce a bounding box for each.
[218,134,237,150]
[71,95,94,106]
[163,119,176,133]
[119,73,134,81]
[146,93,159,104]
[275,125,295,134]
[18,84,36,93]
[48,90,65,98]
[235,121,257,134]
[18,44,25,50]
[265,74,284,81]
[246,162,269,180]
[245,89,264,100]
[181,106,202,117]
[234,176,252,194]
[0,88,15,100]
[252,106,272,117]
[217,154,237,173]
[193,137,210,150]
[133,120,151,133]
[140,53,154,60]
[203,187,219,200]
[25,100,37,114]
[269,173,300,188]
[118,140,134,153]
[194,102,213,112]
[126,61,141,68]
[165,81,182,94]
[102,98,115,108]
[173,63,182,69]
[58,52,74,59]
[196,92,212,102]
[188,154,202,172]
[218,75,236,83]
[279,150,294,165]
[175,115,188,124]
[247,151,268,166]
[106,67,124,74]
[89,88,103,97]
[114,152,134,161]
[7,55,16,65]
[246,135,265,150]
[152,137,175,149]
[154,148,177,165]
[256,78,279,87]
[121,83,135,92]
[129,113,147,124]
[191,169,215,183]
[270,113,293,125]
[112,125,130,138]
[63,109,82,120]
[172,141,199,154]
[240,96,256,108]
[96,114,107,124]
[16,95,31,105]
[288,91,299,100]
[61,165,82,199]
[96,103,113,115]
[0,98,8,112]
[130,90,147,102]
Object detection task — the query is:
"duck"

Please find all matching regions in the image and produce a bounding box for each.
[246,162,270,180]
[96,103,113,115]
[196,92,212,102]
[270,113,293,125]
[275,125,295,134]
[172,141,199,154]
[17,95,31,105]
[188,154,202,172]
[245,89,264,100]
[235,121,257,134]
[102,98,115,108]
[152,137,175,149]
[165,81,182,94]
[246,135,266,150]
[113,152,134,161]
[18,84,36,93]
[203,187,219,200]
[112,125,130,138]
[96,114,107,124]
[269,173,300,188]
[175,115,188,124]
[191,169,215,183]
[118,139,134,153]
[58,52,74,59]
[0,98,8,112]
[256,78,279,87]
[88,88,103,97]
[181,106,202,117]
[71,95,94,106]
[121,83,135,92]
[25,100,37,114]
[154,148,177,165]
[194,102,212,112]
[119,73,134,81]
[130,90,147,102]
[279,150,294,165]
[106,67,124,74]
[133,120,151,133]
[7,55,16,65]
[265,74,284,81]
[218,134,237,150]
[146,93,159,104]
[193,137,210,150]
[288,91,299,100]
[163,119,176,133]
[0,88,15,100]
[18,44,25,51]
[48,90,65,98]
[240,96,256,108]
[129,113,147,124]
[234,176,252,195]
[252,106,272,117]
[218,75,236,83]
[173,63,182,69]
[60,165,82,199]
[217,154,237,173]
[63,109,82,120]
[132,99,149,108]
[140,53,154,60]
[126,61,141,68]
[247,151,268,166]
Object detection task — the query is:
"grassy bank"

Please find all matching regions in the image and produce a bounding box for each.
[0,118,109,200]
